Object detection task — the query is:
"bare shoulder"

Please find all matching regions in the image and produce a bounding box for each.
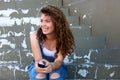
[29,31,38,42]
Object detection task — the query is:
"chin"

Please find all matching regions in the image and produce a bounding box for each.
[43,32,48,35]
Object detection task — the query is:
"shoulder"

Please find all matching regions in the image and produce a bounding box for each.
[30,31,37,36]
[30,30,37,35]
[29,31,37,40]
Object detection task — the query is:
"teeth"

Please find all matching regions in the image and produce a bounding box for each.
[43,28,47,31]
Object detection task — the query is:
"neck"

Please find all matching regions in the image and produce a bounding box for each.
[46,34,56,41]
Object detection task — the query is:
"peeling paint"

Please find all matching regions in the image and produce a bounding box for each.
[0,17,15,26]
[64,55,74,64]
[0,61,18,65]
[14,32,24,36]
[4,0,11,2]
[81,64,93,68]
[84,49,98,64]
[0,17,40,26]
[110,71,115,77]
[31,26,35,31]
[74,9,77,13]
[15,18,22,25]
[21,37,27,48]
[8,31,14,36]
[82,14,86,19]
[78,69,88,77]
[0,34,7,37]
[84,49,93,63]
[21,9,29,14]
[0,39,16,49]
[0,8,40,26]
[17,50,22,64]
[94,66,98,79]
[73,53,82,59]
[104,64,118,69]
[26,52,33,57]
[0,9,18,17]
[0,51,5,60]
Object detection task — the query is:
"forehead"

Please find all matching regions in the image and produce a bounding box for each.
[40,13,52,20]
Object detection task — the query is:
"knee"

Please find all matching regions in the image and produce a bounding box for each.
[36,73,46,79]
[50,73,60,79]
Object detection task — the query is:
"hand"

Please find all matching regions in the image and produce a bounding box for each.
[40,59,53,73]
[35,61,45,73]
[35,59,53,73]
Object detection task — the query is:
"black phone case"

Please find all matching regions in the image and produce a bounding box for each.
[38,63,46,68]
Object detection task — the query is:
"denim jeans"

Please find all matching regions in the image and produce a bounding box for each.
[27,60,67,80]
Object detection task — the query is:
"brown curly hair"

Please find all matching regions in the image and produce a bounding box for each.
[37,5,75,58]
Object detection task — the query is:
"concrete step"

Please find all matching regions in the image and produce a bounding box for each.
[0,49,33,66]
[0,0,16,10]
[70,25,91,36]
[0,62,119,80]
[16,0,62,9]
[65,48,120,79]
[74,36,106,49]
[66,16,80,26]
[0,48,120,79]
[0,48,32,80]
[0,25,39,37]
[60,8,70,16]
[0,64,29,80]
[14,36,30,49]
[65,48,120,65]
[0,36,30,49]
[91,48,120,65]
[0,36,105,50]
[40,0,62,8]
[66,64,120,79]
[0,37,15,49]
[3,26,25,37]
[16,7,70,17]
[11,8,39,18]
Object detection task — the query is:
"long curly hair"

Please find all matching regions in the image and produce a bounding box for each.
[37,5,75,58]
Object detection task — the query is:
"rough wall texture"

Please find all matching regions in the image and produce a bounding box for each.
[0,0,120,80]
[63,0,120,48]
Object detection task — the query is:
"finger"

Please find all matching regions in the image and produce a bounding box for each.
[41,59,48,62]
[41,59,50,66]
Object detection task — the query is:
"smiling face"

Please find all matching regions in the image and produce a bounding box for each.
[40,13,55,36]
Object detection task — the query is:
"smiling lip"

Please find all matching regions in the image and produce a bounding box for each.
[43,27,48,32]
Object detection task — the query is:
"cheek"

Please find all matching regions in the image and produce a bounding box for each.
[50,23,55,30]
[51,26,55,31]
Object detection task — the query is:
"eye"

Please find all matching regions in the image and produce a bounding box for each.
[46,20,50,23]
[40,19,43,22]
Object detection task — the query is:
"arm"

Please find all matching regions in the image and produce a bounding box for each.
[41,51,64,73]
[30,31,42,62]
[51,51,64,70]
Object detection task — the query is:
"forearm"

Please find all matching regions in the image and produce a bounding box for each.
[31,44,42,62]
[51,60,63,70]
[30,31,42,62]
[33,53,42,62]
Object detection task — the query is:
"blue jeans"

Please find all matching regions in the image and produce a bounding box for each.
[27,60,67,80]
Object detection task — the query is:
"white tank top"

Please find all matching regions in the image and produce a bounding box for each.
[41,44,56,57]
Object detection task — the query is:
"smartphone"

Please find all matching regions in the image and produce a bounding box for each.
[38,61,46,68]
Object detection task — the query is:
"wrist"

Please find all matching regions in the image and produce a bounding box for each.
[50,63,54,70]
